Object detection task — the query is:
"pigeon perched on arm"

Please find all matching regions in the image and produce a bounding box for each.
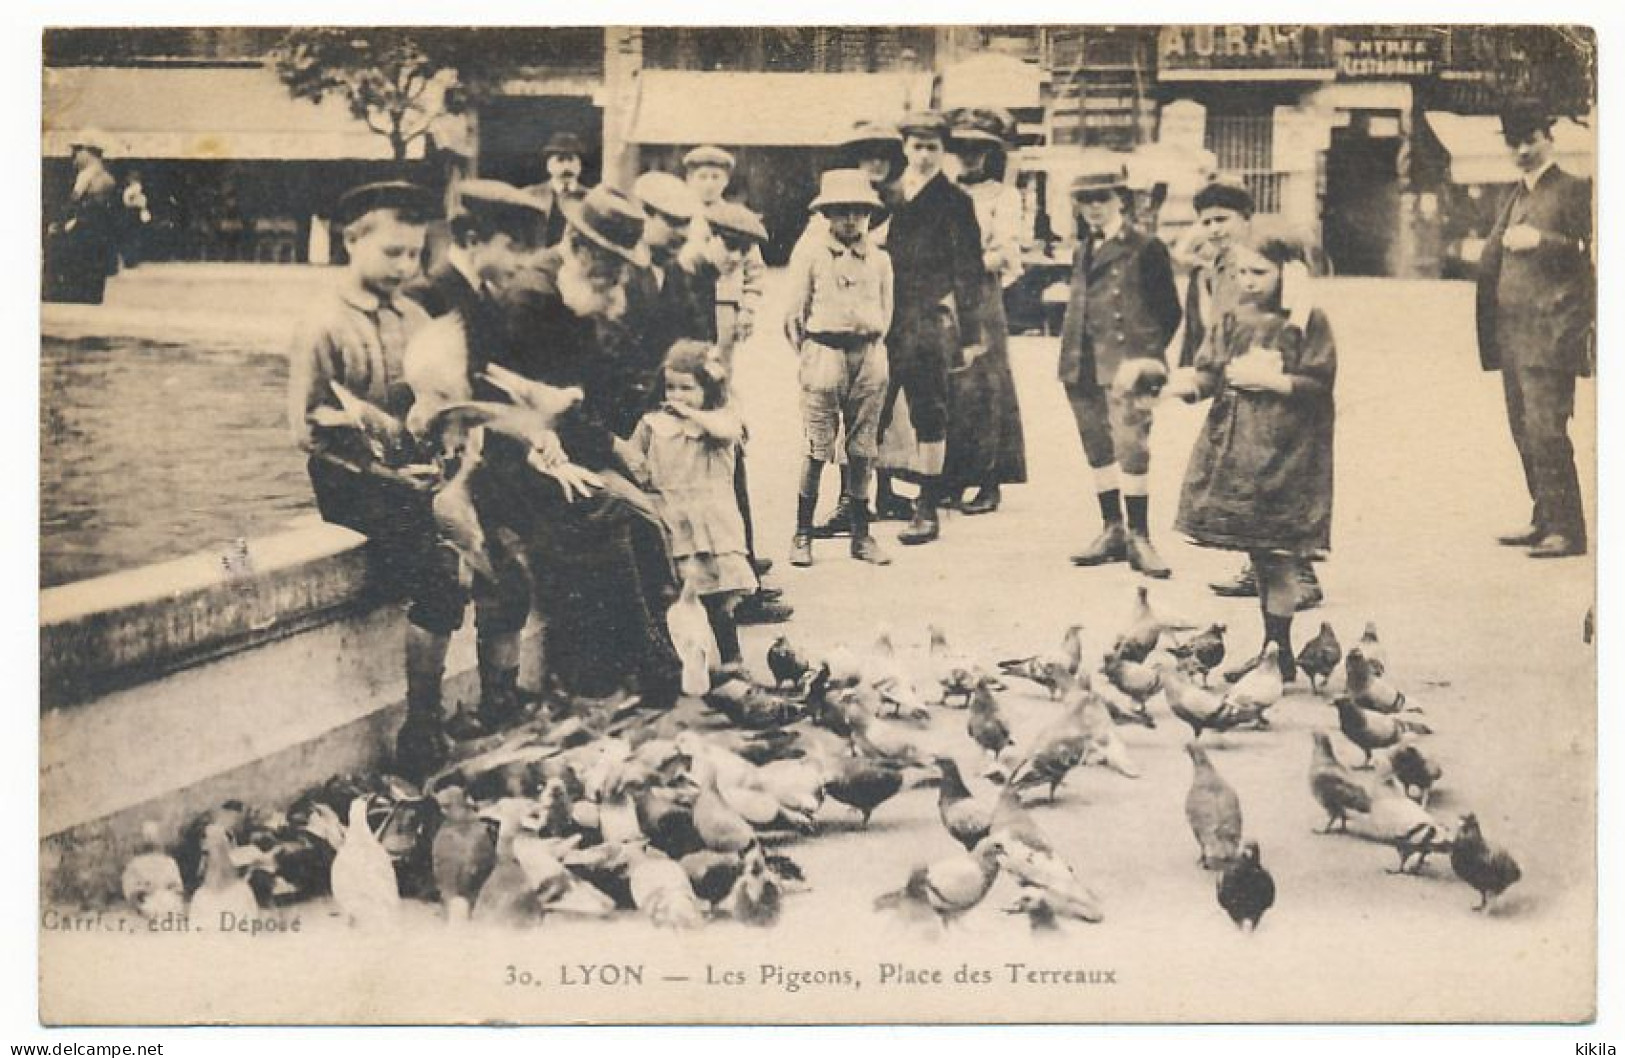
[1185,743,1244,869]
[1450,814,1522,912]
[1309,731,1373,833]
[1216,841,1275,931]
[1295,622,1342,695]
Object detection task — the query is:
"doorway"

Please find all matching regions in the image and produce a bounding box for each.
[1323,114,1402,276]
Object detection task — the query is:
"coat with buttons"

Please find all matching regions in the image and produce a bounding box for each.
[1475,164,1594,377]
[1058,224,1182,389]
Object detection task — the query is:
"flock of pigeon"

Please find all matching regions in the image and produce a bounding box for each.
[114,583,1524,938]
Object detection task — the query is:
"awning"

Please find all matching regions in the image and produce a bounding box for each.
[938,53,1043,111]
[42,65,463,161]
[626,70,934,147]
[1424,110,1595,185]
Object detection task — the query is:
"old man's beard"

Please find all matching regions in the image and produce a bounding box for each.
[558,249,628,321]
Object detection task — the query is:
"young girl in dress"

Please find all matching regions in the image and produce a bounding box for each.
[1167,229,1336,682]
[631,340,759,673]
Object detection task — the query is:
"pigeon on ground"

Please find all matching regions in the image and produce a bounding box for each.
[725,841,784,926]
[1222,643,1284,727]
[874,837,1005,927]
[1295,622,1342,695]
[626,844,704,929]
[1333,696,1431,768]
[1450,814,1522,912]
[766,636,811,690]
[934,756,997,851]
[121,821,185,923]
[1364,777,1454,875]
[1160,664,1246,739]
[1309,731,1372,833]
[967,677,1014,758]
[431,787,496,923]
[1185,743,1244,869]
[1356,622,1389,676]
[820,755,907,827]
[1101,651,1162,725]
[330,796,400,928]
[997,624,1084,700]
[926,624,985,707]
[1115,585,1187,662]
[990,790,1104,924]
[1216,841,1275,931]
[1343,647,1410,714]
[1382,738,1444,809]
[1167,624,1226,686]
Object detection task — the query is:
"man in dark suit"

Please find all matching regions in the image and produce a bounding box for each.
[882,110,986,546]
[1477,103,1594,559]
[523,131,591,247]
[1059,158,1182,577]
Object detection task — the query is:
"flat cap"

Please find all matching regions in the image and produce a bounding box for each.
[632,171,700,220]
[334,180,439,226]
[682,145,736,171]
[706,200,768,243]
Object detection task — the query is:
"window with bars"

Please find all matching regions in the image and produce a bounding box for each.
[1205,114,1287,214]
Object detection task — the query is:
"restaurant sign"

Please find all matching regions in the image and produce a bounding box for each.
[1334,31,1441,79]
[1157,25,1336,77]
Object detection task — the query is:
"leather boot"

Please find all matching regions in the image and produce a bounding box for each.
[1070,522,1128,566]
[812,495,854,539]
[1126,533,1171,579]
[897,495,940,545]
[1210,562,1259,597]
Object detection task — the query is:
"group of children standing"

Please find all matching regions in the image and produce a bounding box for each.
[292,113,1342,752]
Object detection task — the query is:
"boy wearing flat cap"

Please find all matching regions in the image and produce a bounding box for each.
[1477,101,1595,559]
[681,146,766,363]
[784,169,895,567]
[288,181,471,775]
[882,109,987,546]
[1058,157,1182,577]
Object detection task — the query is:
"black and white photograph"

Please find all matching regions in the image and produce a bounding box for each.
[32,21,1600,1027]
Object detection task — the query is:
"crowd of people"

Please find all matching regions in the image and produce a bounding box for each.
[284,99,1592,781]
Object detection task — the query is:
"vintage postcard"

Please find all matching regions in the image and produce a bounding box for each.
[38,23,1597,1025]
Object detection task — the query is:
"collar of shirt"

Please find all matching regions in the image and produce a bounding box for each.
[900,170,936,202]
[1523,160,1556,191]
[338,278,392,316]
[824,231,868,259]
[1092,216,1125,245]
[446,246,483,294]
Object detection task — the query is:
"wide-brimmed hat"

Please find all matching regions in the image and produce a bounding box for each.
[947,107,1012,150]
[632,171,700,221]
[838,120,903,151]
[335,180,440,227]
[1499,100,1557,143]
[682,145,736,171]
[898,109,950,141]
[707,201,769,244]
[808,169,885,213]
[1193,172,1255,216]
[69,128,114,157]
[541,131,588,157]
[1070,155,1130,197]
[561,185,651,268]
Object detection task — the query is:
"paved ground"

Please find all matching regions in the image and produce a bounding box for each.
[41,270,1597,1024]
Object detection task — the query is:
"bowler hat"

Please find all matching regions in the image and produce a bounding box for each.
[682,145,736,171]
[70,128,114,157]
[1193,173,1255,216]
[632,171,700,221]
[808,169,885,213]
[541,131,588,157]
[334,180,439,227]
[1500,101,1556,143]
[561,185,651,268]
[838,120,903,151]
[948,107,1012,149]
[1071,155,1130,196]
[898,110,950,141]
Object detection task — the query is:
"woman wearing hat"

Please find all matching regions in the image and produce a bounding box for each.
[46,130,121,303]
[941,107,1029,516]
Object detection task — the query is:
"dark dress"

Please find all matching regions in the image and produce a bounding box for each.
[1175,305,1336,554]
[943,180,1029,491]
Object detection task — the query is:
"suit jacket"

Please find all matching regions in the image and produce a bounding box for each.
[885,171,984,354]
[1058,224,1182,388]
[1476,164,1594,377]
[522,180,589,247]
[401,258,482,321]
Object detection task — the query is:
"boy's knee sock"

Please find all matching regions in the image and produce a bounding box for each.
[1124,494,1150,536]
[703,596,742,665]
[797,459,824,531]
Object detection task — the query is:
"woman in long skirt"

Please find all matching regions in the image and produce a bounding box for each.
[942,107,1028,514]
